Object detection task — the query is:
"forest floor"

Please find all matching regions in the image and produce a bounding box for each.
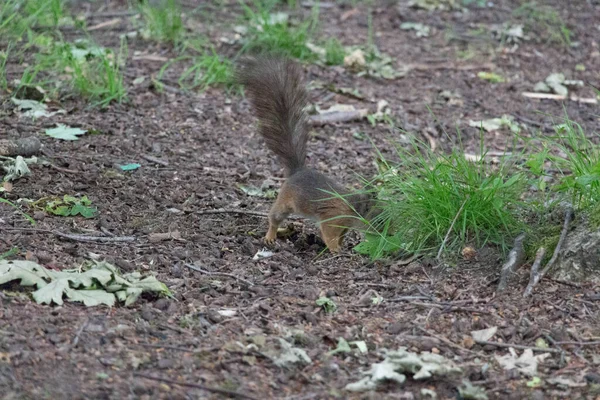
[1,0,600,399]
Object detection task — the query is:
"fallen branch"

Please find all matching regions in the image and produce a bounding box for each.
[474,340,562,354]
[134,374,258,400]
[309,110,369,126]
[5,228,136,243]
[522,92,598,104]
[497,233,526,292]
[140,154,169,166]
[196,208,269,218]
[524,206,574,297]
[184,264,254,287]
[0,137,41,156]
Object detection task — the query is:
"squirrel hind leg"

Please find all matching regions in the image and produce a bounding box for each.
[320,222,348,253]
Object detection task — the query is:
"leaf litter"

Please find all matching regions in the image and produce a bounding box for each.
[0,259,170,307]
[345,347,462,392]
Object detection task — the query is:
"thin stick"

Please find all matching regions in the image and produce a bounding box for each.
[417,327,478,355]
[524,206,573,297]
[72,318,89,348]
[5,228,136,243]
[134,373,258,400]
[437,197,469,260]
[411,302,491,314]
[474,340,561,353]
[184,264,254,286]
[553,341,600,346]
[497,233,526,292]
[196,209,269,218]
[140,154,169,166]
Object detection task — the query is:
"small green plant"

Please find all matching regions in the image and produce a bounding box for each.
[158,50,236,91]
[180,51,235,90]
[33,39,127,107]
[316,296,337,313]
[539,118,600,208]
[1,0,68,39]
[0,46,9,90]
[357,135,528,259]
[35,195,98,218]
[239,1,316,61]
[513,2,571,46]
[324,38,345,66]
[139,0,184,44]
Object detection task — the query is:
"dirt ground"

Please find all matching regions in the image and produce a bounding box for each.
[1,1,600,399]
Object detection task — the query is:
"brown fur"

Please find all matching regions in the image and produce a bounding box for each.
[238,56,373,252]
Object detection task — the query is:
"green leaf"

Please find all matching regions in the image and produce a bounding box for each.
[0,260,49,288]
[130,276,170,294]
[32,279,69,305]
[65,288,116,307]
[119,163,141,171]
[45,124,88,141]
[316,297,337,313]
[328,337,351,355]
[68,269,113,288]
[477,71,505,83]
[125,287,143,306]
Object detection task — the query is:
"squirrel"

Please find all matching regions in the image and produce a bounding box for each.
[237,56,374,252]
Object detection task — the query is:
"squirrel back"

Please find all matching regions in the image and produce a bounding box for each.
[237,57,309,176]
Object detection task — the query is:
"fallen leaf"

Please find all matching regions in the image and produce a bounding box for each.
[273,338,312,368]
[471,326,497,342]
[252,248,274,260]
[45,124,88,141]
[495,348,551,376]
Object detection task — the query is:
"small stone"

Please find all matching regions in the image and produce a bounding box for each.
[157,358,174,369]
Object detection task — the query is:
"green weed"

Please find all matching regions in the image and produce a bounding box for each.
[28,39,127,107]
[139,0,184,45]
[513,2,571,46]
[538,118,600,208]
[158,50,236,92]
[239,0,316,60]
[324,38,345,65]
[0,0,68,39]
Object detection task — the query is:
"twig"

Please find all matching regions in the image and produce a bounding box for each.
[522,92,598,104]
[196,209,269,218]
[4,228,136,243]
[184,264,254,287]
[411,302,491,314]
[134,374,258,400]
[386,296,434,302]
[497,233,526,292]
[47,163,79,174]
[437,197,469,260]
[524,206,573,297]
[416,327,478,355]
[309,110,369,126]
[553,341,600,346]
[72,318,89,348]
[140,154,169,166]
[87,18,122,31]
[474,340,562,353]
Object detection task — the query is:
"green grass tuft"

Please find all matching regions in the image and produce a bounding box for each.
[239,0,317,61]
[357,135,528,260]
[139,0,184,45]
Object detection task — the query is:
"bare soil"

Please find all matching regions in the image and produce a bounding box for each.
[1,1,600,399]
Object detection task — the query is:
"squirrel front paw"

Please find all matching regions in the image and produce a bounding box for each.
[263,235,277,245]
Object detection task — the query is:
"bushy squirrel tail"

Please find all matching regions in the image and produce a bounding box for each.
[237,56,309,176]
